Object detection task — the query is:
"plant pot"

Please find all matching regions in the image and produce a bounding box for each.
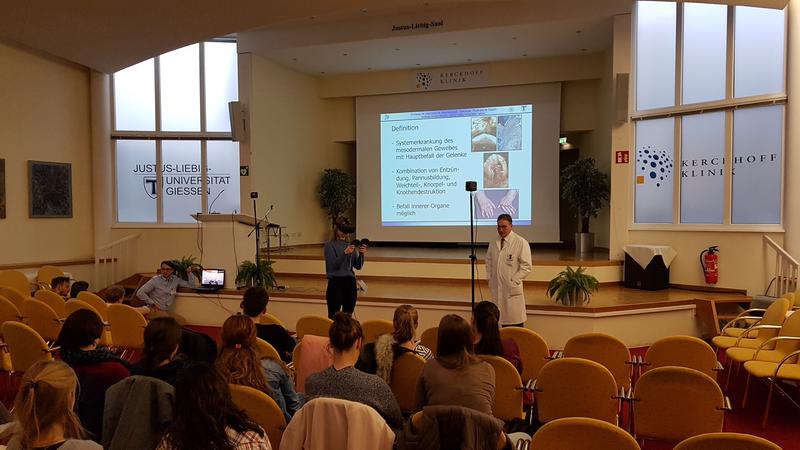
[575,232,594,255]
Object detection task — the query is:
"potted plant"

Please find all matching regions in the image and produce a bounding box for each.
[235,260,276,289]
[317,168,355,231]
[171,256,202,281]
[560,157,610,254]
[546,266,599,306]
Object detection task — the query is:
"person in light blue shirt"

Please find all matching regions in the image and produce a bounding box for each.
[323,219,366,318]
[261,358,304,422]
[137,260,198,313]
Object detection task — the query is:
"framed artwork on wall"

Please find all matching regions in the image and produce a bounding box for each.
[28,160,72,218]
[0,159,5,219]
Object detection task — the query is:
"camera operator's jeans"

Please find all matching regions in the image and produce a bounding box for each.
[326,276,357,318]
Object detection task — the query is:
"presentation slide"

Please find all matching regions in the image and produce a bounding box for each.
[381,105,533,226]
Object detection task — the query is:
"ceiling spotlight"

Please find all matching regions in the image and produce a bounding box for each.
[320,71,326,74]
[415,63,421,66]
[467,58,473,62]
[395,48,400,51]
[367,67,372,70]
[581,48,587,52]
[342,53,348,56]
[576,30,582,34]
[512,36,517,40]
[360,8,368,12]
[310,15,317,19]
[292,57,297,61]
[451,42,457,46]
[522,53,527,57]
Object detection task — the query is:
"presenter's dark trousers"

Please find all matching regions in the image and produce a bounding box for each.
[326,276,357,318]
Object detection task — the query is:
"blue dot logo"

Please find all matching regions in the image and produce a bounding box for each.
[637,146,673,188]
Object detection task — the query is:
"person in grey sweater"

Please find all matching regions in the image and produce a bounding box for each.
[323,219,366,318]
[305,312,403,430]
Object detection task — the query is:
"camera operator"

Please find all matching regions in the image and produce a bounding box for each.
[323,219,368,318]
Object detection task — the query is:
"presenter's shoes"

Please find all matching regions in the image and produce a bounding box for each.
[356,279,368,293]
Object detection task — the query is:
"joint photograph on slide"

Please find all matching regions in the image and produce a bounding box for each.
[380,104,533,227]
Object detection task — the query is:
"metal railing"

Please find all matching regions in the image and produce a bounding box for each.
[94,234,141,290]
[764,235,799,297]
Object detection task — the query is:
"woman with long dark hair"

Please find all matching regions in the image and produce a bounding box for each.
[216,315,303,422]
[131,317,187,385]
[57,309,130,441]
[156,362,270,450]
[415,314,495,414]
[473,301,523,374]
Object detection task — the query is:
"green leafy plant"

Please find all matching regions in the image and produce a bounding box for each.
[171,256,202,281]
[235,260,276,289]
[560,157,610,233]
[546,266,599,305]
[317,168,355,229]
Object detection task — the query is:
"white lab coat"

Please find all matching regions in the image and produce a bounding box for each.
[485,230,532,325]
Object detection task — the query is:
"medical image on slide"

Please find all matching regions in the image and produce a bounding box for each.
[471,116,498,152]
[497,115,522,151]
[474,189,519,219]
[483,152,509,189]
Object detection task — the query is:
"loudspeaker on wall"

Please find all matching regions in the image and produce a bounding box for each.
[228,101,249,142]
[615,73,629,124]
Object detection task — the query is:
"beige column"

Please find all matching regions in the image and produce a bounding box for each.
[784,3,800,257]
[90,70,113,247]
[609,14,633,259]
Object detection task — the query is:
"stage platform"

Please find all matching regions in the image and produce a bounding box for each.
[170,245,749,348]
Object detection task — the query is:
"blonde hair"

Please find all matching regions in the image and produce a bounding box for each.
[215,315,270,395]
[10,360,85,447]
[393,304,419,344]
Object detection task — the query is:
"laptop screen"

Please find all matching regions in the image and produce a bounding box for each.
[200,268,225,287]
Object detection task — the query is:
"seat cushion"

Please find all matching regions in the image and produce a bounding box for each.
[726,348,785,364]
[744,361,800,380]
[712,336,763,350]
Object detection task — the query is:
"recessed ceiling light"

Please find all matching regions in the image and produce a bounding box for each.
[360,8,368,13]
[467,58,473,62]
[576,30,582,34]
[451,43,457,46]
[367,67,372,70]
[320,71,326,74]
[522,53,528,57]
[395,48,400,51]
[415,63,421,66]
[581,48,587,52]
[310,15,317,19]
[292,58,297,61]
[342,53,348,56]
[512,37,517,40]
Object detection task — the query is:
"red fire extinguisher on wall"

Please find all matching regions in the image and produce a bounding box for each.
[700,246,719,284]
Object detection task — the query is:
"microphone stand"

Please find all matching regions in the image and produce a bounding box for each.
[469,191,476,311]
[247,195,262,286]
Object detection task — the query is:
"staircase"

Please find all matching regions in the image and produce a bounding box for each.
[763,235,799,297]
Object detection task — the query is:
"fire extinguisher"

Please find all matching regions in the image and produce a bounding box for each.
[700,246,719,284]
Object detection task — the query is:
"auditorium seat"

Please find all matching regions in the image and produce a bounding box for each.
[295,315,332,339]
[22,298,62,342]
[66,300,113,346]
[643,335,719,380]
[0,286,25,310]
[563,332,633,391]
[0,295,23,326]
[0,270,31,297]
[743,348,800,428]
[229,384,286,449]
[34,289,67,318]
[535,357,618,425]
[1,321,54,372]
[479,354,525,422]
[500,326,550,383]
[77,290,110,320]
[632,366,727,444]
[36,265,64,289]
[674,432,782,450]
[261,312,285,328]
[255,337,282,362]
[390,352,425,414]
[107,303,146,359]
[361,319,393,343]
[420,326,438,355]
[531,417,640,450]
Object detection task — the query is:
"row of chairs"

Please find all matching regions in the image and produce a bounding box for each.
[711,296,800,427]
[0,265,66,294]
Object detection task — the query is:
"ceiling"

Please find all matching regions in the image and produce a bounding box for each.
[0,0,787,75]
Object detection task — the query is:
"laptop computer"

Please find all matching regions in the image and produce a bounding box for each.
[194,268,225,291]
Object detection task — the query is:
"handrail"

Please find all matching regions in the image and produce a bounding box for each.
[764,235,799,297]
[94,234,141,290]
[95,233,142,252]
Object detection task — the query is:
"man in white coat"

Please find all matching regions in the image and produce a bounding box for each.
[485,214,532,326]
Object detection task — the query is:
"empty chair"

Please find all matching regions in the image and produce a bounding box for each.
[390,352,425,413]
[107,303,147,357]
[644,336,719,379]
[36,265,64,289]
[420,326,438,355]
[280,397,395,450]
[229,384,287,449]
[712,298,790,352]
[536,357,618,424]
[564,333,633,391]
[674,432,782,450]
[34,289,67,318]
[0,270,31,297]
[500,326,550,383]
[22,298,62,342]
[261,312,285,327]
[1,321,54,372]
[479,355,525,422]
[743,349,800,428]
[0,295,23,325]
[0,286,26,310]
[633,366,726,443]
[77,291,110,320]
[361,319,393,343]
[295,315,333,339]
[255,337,282,362]
[531,417,641,450]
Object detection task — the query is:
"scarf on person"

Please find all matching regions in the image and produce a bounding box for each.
[59,346,132,369]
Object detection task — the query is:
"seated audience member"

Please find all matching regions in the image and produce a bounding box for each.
[56,309,130,442]
[5,360,102,449]
[240,286,296,363]
[216,315,303,422]
[136,260,197,315]
[305,312,403,430]
[157,362,271,450]
[69,281,90,299]
[51,276,71,298]
[131,317,188,385]
[356,304,433,383]
[473,301,523,374]
[103,285,126,304]
[415,314,496,415]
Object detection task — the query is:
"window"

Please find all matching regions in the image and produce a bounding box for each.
[112,41,240,224]
[633,2,786,226]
